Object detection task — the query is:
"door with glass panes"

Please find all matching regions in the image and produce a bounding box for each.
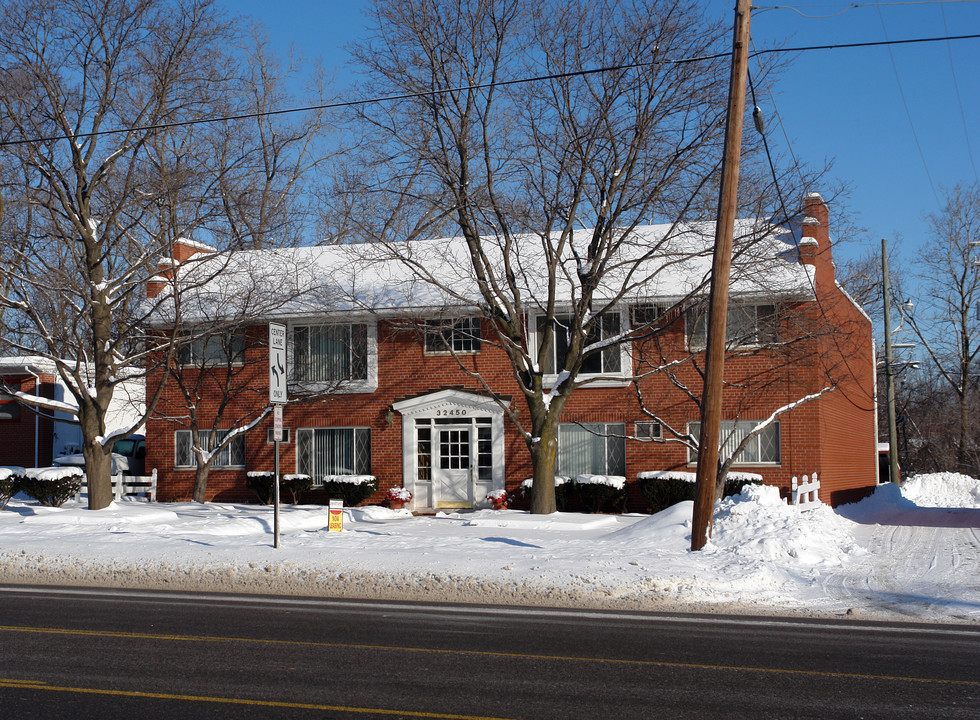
[421,418,493,508]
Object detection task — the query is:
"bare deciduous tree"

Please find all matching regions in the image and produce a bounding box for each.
[901,182,980,475]
[334,0,814,513]
[0,0,332,508]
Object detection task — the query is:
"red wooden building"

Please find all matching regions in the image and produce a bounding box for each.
[145,194,878,510]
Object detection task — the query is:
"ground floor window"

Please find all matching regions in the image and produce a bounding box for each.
[557,423,626,477]
[174,429,245,468]
[687,420,780,464]
[296,427,371,483]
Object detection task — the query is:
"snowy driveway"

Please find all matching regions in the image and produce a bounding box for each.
[826,497,980,621]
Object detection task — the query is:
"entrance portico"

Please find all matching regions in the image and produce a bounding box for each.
[392,389,509,511]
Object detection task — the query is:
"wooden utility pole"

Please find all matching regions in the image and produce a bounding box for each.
[691,0,753,551]
[881,238,902,486]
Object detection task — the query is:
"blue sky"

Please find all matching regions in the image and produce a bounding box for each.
[224,0,980,268]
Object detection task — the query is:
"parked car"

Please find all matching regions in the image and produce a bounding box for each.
[54,434,145,476]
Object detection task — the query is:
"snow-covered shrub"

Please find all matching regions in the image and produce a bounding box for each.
[0,466,25,510]
[21,467,83,507]
[319,475,379,507]
[282,474,313,504]
[520,476,572,510]
[245,471,276,504]
[637,470,763,514]
[575,475,627,513]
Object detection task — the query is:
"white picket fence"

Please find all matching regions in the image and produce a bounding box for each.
[789,473,821,509]
[75,469,158,502]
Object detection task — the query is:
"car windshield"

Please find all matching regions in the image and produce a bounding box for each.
[114,439,136,455]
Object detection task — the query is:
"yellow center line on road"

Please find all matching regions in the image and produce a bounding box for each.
[2,624,977,687]
[0,677,515,719]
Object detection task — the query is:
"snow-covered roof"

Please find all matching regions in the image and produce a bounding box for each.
[155,220,815,324]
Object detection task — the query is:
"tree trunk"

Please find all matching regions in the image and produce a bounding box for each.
[82,441,114,510]
[529,417,560,514]
[193,463,211,504]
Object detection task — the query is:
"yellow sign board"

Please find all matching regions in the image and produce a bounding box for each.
[328,499,344,532]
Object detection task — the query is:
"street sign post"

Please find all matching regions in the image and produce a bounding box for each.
[269,323,287,548]
[269,323,287,404]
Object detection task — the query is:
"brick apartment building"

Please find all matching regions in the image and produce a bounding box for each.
[144,193,878,510]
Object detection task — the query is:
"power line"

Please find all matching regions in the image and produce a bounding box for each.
[1,32,978,149]
[756,0,980,20]
[875,6,940,205]
[940,4,980,184]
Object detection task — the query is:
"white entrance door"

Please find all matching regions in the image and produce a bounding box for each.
[435,425,472,507]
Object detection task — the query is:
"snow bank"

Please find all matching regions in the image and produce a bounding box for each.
[1,473,978,621]
[901,472,980,508]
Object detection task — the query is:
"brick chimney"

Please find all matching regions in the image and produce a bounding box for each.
[146,238,216,298]
[798,193,834,290]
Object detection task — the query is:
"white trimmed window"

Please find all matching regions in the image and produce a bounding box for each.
[424,317,481,354]
[687,304,777,349]
[296,427,371,484]
[175,429,245,468]
[537,312,624,376]
[687,420,780,465]
[557,423,626,477]
[177,331,245,366]
[290,322,376,392]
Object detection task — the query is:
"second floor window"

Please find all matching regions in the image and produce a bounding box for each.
[538,312,622,375]
[177,332,245,366]
[687,303,777,349]
[292,324,367,384]
[424,317,481,354]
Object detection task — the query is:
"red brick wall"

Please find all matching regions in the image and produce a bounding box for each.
[0,374,57,467]
[146,296,877,507]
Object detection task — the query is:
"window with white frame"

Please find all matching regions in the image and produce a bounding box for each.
[174,429,245,468]
[177,331,245,366]
[686,304,777,349]
[291,323,368,384]
[424,317,481,354]
[687,420,780,465]
[557,423,626,477]
[538,312,622,375]
[296,427,371,484]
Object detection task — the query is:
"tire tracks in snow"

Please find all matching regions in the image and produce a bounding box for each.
[824,519,980,621]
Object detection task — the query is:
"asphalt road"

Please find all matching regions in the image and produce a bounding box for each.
[0,585,978,719]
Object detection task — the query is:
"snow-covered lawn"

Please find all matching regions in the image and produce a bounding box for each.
[1,473,978,623]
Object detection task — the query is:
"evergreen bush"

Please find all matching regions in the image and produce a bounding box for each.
[319,476,379,506]
[20,468,83,507]
[245,471,275,504]
[575,477,627,513]
[520,477,572,511]
[638,472,763,513]
[282,474,313,504]
[0,467,24,510]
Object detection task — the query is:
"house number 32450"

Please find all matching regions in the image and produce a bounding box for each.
[436,409,467,416]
